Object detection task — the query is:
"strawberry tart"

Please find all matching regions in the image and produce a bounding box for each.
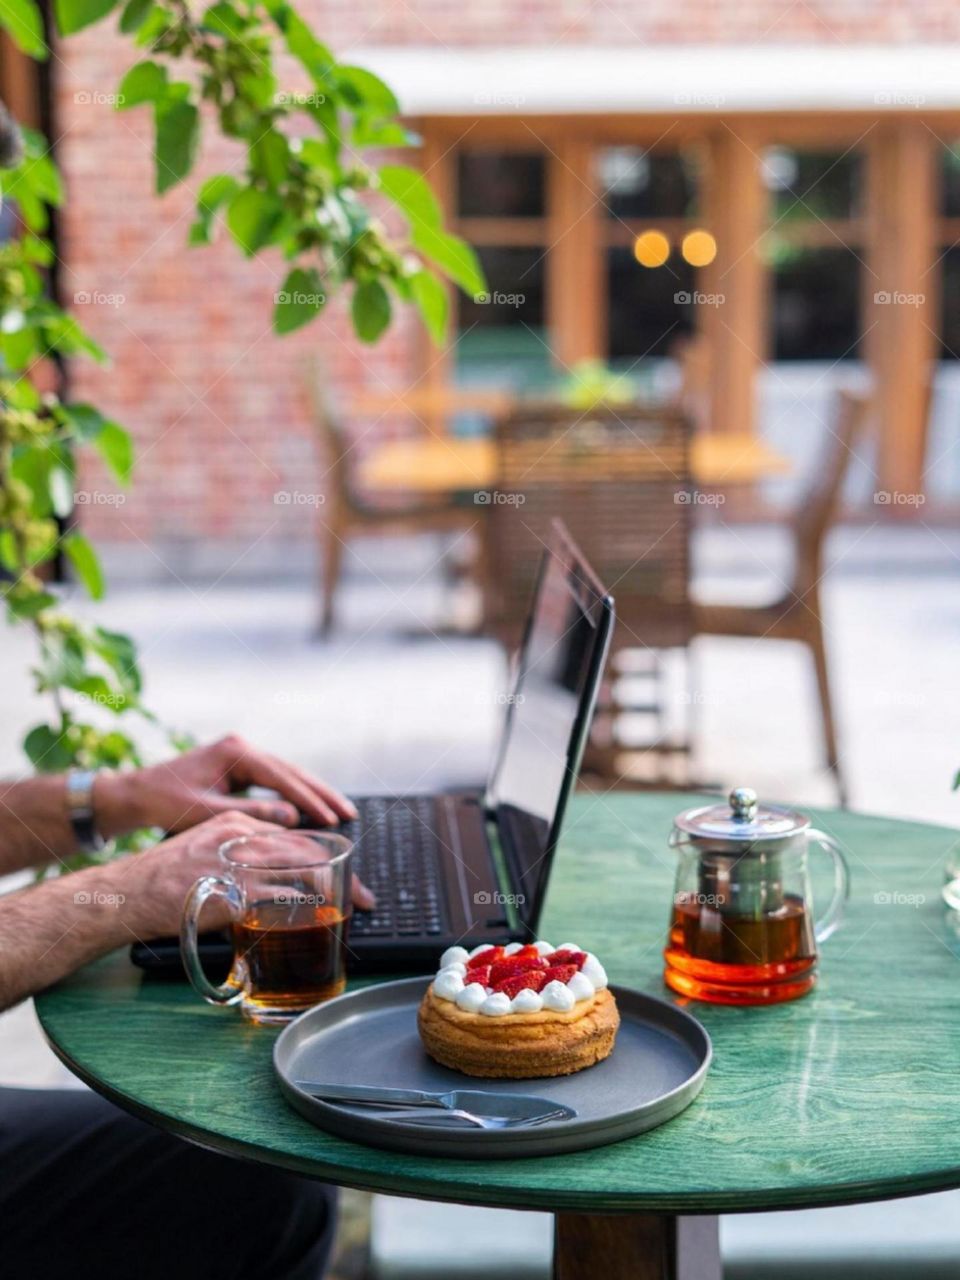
[417,941,619,1078]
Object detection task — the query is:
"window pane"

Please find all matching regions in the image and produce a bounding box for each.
[772,247,861,360]
[607,246,695,359]
[457,153,545,218]
[940,247,960,356]
[598,148,698,219]
[941,143,960,216]
[456,247,550,389]
[764,148,862,220]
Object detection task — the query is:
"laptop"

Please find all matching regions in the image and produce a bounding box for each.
[131,519,614,976]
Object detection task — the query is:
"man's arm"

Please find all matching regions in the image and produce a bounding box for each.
[0,811,263,1012]
[0,733,358,877]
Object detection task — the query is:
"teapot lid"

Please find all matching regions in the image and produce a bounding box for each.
[674,786,810,842]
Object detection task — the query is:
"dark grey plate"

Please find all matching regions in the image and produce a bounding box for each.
[274,977,711,1158]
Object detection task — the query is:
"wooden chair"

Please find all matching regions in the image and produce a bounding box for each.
[692,389,870,806]
[483,400,695,786]
[303,366,481,635]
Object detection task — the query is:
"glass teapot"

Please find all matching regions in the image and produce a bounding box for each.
[664,787,850,1006]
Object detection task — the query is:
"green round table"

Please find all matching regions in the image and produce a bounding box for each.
[35,794,960,1280]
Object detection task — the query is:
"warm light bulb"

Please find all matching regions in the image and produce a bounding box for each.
[681,229,717,267]
[633,230,671,268]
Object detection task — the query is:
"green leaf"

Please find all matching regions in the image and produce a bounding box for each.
[270,6,334,85]
[250,129,289,188]
[201,1,245,37]
[93,421,134,485]
[0,0,47,58]
[133,3,170,44]
[59,405,133,484]
[117,59,167,109]
[55,0,119,35]
[24,723,75,772]
[154,89,199,194]
[63,531,106,600]
[118,0,152,32]
[22,233,54,266]
[410,270,448,345]
[7,589,57,621]
[188,173,238,245]
[351,279,391,343]
[226,186,284,256]
[378,164,442,233]
[92,626,142,694]
[336,65,399,119]
[353,118,417,149]
[412,224,486,298]
[273,267,326,335]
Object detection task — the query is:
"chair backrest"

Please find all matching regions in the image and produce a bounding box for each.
[301,358,353,509]
[484,400,693,651]
[793,389,870,593]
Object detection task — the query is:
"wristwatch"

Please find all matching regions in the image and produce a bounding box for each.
[65,769,106,853]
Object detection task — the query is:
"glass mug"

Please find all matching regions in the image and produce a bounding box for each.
[664,787,850,1006]
[181,831,354,1024]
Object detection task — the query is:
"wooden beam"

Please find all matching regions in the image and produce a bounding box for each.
[0,32,42,129]
[701,127,766,435]
[554,1213,721,1280]
[547,138,604,367]
[864,122,937,501]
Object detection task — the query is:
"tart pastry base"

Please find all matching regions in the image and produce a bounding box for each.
[417,985,620,1078]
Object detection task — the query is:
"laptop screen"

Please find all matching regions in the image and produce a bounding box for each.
[485,524,613,927]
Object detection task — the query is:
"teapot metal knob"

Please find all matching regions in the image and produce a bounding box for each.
[729,786,759,822]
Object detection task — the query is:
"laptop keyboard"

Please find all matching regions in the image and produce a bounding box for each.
[344,796,447,938]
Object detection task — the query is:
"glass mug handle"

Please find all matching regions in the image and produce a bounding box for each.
[808,829,850,944]
[180,875,243,1005]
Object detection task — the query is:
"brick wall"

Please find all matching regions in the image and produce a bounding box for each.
[54,2,957,576]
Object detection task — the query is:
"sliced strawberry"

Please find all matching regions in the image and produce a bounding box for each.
[468,965,492,988]
[494,970,549,998]
[488,959,532,986]
[543,963,578,985]
[511,944,543,964]
[545,949,588,970]
[466,946,503,969]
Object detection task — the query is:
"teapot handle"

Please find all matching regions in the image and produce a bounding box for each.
[808,829,850,943]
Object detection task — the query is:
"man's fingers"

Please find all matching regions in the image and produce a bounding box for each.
[351,873,376,911]
[285,762,358,822]
[205,795,299,826]
[226,747,341,826]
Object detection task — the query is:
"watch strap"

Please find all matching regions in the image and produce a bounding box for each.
[66,768,105,852]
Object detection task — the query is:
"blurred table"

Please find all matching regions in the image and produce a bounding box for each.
[358,434,790,494]
[35,795,960,1279]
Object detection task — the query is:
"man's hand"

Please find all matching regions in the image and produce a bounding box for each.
[118,810,372,936]
[97,734,358,836]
